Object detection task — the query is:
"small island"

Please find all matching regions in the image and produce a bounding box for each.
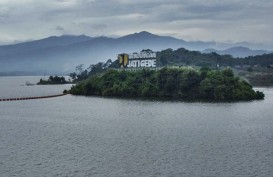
[69,67,264,101]
[38,76,70,85]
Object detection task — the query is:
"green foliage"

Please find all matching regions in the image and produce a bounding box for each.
[88,62,104,76]
[38,76,69,85]
[247,67,253,72]
[70,48,273,84]
[157,48,273,68]
[70,64,90,82]
[70,68,264,101]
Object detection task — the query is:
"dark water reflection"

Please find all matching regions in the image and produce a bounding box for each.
[0,77,273,176]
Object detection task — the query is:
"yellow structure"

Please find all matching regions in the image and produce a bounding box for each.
[118,54,129,68]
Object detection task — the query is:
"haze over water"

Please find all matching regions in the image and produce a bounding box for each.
[1,77,273,176]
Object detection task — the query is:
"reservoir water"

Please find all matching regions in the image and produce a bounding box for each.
[1,76,273,176]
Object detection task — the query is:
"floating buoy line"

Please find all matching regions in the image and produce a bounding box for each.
[0,93,68,102]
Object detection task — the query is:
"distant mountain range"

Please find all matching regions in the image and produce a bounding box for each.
[203,47,272,58]
[0,31,272,75]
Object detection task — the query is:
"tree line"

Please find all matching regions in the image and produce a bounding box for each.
[38,76,69,85]
[157,48,273,67]
[70,67,264,101]
[70,48,273,82]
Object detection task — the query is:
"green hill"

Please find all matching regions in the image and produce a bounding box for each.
[70,67,264,101]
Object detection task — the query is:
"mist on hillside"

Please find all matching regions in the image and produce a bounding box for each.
[0,31,272,75]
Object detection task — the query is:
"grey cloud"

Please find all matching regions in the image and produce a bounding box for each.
[0,6,10,19]
[77,22,107,31]
[54,0,70,2]
[0,0,273,45]
[92,24,107,31]
[55,26,65,32]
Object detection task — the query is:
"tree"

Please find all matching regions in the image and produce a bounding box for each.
[76,64,84,75]
[70,72,77,80]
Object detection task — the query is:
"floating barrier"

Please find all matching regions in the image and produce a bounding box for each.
[0,93,68,102]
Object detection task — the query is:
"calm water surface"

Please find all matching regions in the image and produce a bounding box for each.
[0,76,72,99]
[0,77,273,177]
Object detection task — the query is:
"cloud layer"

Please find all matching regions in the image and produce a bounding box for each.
[0,0,273,46]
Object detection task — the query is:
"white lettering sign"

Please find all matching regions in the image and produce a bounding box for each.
[127,59,156,68]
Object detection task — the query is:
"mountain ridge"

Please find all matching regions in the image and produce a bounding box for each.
[203,46,271,58]
[0,31,272,75]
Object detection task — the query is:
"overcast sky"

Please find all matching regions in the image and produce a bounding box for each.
[0,0,273,45]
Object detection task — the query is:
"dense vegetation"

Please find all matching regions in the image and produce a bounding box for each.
[70,67,264,101]
[72,48,273,86]
[156,48,273,68]
[69,60,115,82]
[38,76,70,85]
